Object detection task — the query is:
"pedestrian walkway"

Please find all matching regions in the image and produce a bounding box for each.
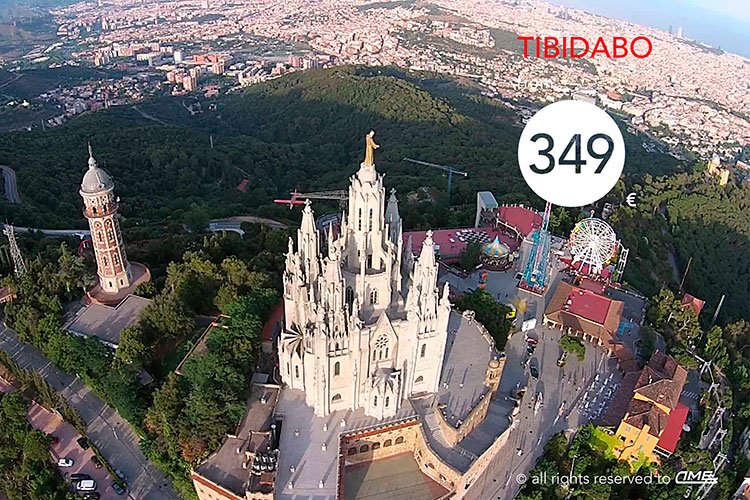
[0,325,180,500]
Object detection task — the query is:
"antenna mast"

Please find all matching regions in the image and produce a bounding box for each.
[3,224,26,276]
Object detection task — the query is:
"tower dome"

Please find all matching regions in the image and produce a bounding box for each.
[80,145,114,195]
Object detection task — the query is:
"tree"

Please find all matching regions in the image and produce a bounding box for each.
[115,326,148,366]
[457,241,481,272]
[134,281,157,299]
[454,289,512,350]
[140,292,194,338]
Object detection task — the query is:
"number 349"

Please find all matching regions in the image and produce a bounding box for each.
[529,133,614,174]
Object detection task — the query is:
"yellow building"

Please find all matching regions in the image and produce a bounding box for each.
[603,351,689,466]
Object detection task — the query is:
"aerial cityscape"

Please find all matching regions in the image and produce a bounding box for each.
[0,1,748,500]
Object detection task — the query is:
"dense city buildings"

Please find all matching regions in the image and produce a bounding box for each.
[2,0,747,160]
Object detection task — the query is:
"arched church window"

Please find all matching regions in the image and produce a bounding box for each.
[113,253,120,266]
[332,393,342,402]
[372,442,380,450]
[107,228,114,240]
[295,366,299,378]
[335,342,340,351]
[360,444,369,453]
[375,335,389,361]
[395,436,404,444]
[345,287,354,310]
[384,439,392,447]
[97,231,103,242]
[92,207,97,215]
[348,447,357,456]
[334,362,340,376]
[368,208,373,231]
[415,375,424,384]
[287,363,290,375]
[373,396,378,406]
[385,396,390,408]
[370,289,378,305]
[421,344,426,358]
[358,208,362,231]
[102,255,108,267]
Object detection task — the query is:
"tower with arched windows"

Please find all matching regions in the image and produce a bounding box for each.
[80,145,132,294]
[278,133,451,418]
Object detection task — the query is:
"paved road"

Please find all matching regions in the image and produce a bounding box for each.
[0,325,181,500]
[1,165,20,203]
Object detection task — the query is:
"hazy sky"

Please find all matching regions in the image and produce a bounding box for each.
[556,0,750,57]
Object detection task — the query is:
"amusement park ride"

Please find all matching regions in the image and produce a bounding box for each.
[519,201,552,294]
[518,205,629,295]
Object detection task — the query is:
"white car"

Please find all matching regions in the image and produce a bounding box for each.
[57,457,74,468]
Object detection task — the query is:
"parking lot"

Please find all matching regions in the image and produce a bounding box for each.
[26,402,122,499]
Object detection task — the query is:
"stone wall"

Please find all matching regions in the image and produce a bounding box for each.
[436,389,492,446]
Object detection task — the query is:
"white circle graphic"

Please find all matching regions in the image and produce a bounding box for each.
[518,100,625,207]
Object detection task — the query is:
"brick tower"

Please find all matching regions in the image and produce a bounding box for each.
[80,144,131,294]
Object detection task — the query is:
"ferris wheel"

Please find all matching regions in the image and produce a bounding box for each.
[569,217,618,276]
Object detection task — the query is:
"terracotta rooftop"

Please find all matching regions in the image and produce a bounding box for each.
[495,205,542,238]
[624,400,670,438]
[633,350,688,411]
[544,281,624,345]
[681,293,705,316]
[656,403,690,454]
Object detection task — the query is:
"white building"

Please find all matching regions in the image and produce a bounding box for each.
[278,137,451,418]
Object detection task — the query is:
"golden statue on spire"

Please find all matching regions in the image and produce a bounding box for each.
[364,130,379,167]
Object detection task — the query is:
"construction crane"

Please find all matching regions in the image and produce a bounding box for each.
[402,157,467,203]
[274,189,348,209]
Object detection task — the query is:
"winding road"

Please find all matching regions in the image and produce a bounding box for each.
[1,165,20,203]
[0,325,181,500]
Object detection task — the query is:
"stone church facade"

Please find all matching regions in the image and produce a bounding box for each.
[278,148,451,418]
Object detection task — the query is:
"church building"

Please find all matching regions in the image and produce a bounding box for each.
[278,131,452,418]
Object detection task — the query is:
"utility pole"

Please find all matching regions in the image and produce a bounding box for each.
[679,256,692,292]
[3,224,26,276]
[711,294,725,326]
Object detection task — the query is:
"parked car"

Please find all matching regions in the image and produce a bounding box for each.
[557,351,568,367]
[114,469,127,484]
[111,481,126,495]
[90,455,103,468]
[530,363,539,379]
[76,437,90,450]
[57,457,74,468]
[76,479,97,491]
[81,493,100,500]
[70,473,91,482]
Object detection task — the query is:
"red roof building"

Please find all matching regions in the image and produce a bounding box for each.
[681,293,705,316]
[543,281,624,349]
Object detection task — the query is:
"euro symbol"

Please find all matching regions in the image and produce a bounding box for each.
[625,192,637,207]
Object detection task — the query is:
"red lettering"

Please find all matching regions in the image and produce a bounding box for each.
[518,36,534,58]
[536,37,540,58]
[631,36,652,58]
[570,37,589,58]
[590,37,611,58]
[544,37,559,58]
[612,37,628,58]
